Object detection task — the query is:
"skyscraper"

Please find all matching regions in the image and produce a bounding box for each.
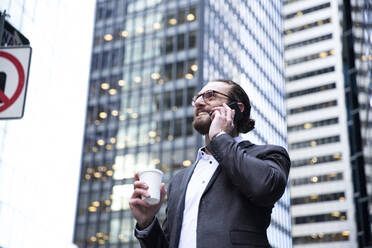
[74,1,290,247]
[284,0,371,246]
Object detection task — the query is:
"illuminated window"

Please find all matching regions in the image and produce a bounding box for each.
[289,100,337,115]
[284,2,331,19]
[290,135,340,150]
[292,172,343,186]
[293,232,349,244]
[286,66,335,82]
[111,184,133,211]
[286,50,334,66]
[291,192,345,205]
[287,83,336,99]
[284,17,332,35]
[294,211,347,224]
[292,153,342,168]
[285,34,332,50]
[104,34,113,41]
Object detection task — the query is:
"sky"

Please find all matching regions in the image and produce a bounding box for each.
[0,1,95,247]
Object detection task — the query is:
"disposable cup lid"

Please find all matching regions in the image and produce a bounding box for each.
[139,168,163,176]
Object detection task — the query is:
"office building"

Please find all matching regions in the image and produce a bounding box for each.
[284,0,371,247]
[74,1,290,247]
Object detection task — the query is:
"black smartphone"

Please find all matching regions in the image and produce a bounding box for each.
[227,101,243,122]
[208,101,243,122]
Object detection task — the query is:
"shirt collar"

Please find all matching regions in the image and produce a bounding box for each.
[195,135,244,162]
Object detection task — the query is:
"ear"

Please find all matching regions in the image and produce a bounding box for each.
[237,102,244,113]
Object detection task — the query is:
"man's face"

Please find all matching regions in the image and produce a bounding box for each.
[192,81,232,135]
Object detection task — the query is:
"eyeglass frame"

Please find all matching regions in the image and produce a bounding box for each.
[191,90,236,106]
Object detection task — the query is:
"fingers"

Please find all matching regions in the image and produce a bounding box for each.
[223,103,233,124]
[134,172,139,181]
[134,180,148,190]
[212,104,234,124]
[160,183,167,203]
[132,187,150,199]
[211,106,223,118]
[129,197,151,208]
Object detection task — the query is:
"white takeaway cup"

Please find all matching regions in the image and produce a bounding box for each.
[139,169,164,205]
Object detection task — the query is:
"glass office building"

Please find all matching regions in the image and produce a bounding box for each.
[74,1,290,247]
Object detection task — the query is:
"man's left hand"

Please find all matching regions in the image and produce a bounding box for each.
[209,103,235,140]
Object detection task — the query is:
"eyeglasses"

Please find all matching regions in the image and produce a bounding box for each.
[191,90,235,106]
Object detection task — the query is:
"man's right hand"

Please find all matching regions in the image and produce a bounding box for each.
[129,172,167,229]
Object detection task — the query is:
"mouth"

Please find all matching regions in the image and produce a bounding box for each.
[196,111,210,117]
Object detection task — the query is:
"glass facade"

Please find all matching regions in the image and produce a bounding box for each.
[74,1,290,247]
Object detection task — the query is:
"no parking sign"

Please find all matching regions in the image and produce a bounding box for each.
[0,46,31,119]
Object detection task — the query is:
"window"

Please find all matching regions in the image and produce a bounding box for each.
[286,66,335,82]
[292,153,342,168]
[284,2,331,20]
[289,135,340,150]
[293,232,349,244]
[174,119,183,138]
[283,0,305,5]
[163,59,197,82]
[175,89,183,108]
[289,100,337,115]
[177,33,185,51]
[285,34,332,50]
[156,117,194,141]
[189,31,197,48]
[287,83,336,98]
[102,51,110,69]
[165,31,197,55]
[286,49,334,66]
[96,2,114,20]
[165,5,197,28]
[294,211,347,225]
[291,192,345,205]
[92,53,99,71]
[288,117,338,132]
[160,120,171,140]
[292,172,343,186]
[284,17,332,35]
[165,35,174,54]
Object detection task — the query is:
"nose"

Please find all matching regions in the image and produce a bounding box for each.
[193,96,206,107]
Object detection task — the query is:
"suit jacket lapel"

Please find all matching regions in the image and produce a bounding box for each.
[201,140,253,197]
[201,165,221,197]
[171,140,254,247]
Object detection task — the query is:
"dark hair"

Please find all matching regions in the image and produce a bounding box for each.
[214,79,255,133]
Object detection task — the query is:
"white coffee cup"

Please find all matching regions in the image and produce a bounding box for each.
[138,169,164,205]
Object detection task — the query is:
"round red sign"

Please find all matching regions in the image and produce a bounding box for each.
[0,51,25,112]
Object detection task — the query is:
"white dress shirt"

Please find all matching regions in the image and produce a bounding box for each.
[178,149,218,248]
[136,135,243,248]
[178,135,242,248]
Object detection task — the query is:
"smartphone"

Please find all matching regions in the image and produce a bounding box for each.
[227,101,243,122]
[209,101,243,122]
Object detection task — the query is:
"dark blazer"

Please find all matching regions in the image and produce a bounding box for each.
[136,134,290,248]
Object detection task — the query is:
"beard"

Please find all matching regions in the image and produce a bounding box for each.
[192,114,211,135]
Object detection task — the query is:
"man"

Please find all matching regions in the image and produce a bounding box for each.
[129,79,290,248]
